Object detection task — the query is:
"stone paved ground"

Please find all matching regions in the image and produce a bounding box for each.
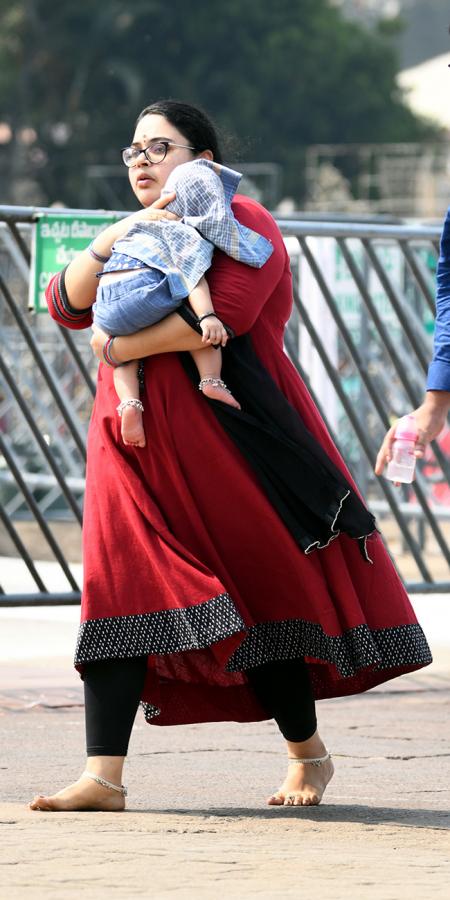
[0,652,449,900]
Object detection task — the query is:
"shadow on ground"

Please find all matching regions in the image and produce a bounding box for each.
[126,804,450,829]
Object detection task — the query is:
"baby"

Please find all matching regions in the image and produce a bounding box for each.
[92,158,273,447]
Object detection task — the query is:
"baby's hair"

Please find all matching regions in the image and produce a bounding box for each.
[136,100,224,164]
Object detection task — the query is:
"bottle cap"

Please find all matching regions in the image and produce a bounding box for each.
[395,414,418,441]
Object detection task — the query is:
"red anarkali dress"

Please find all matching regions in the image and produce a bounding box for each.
[46,196,431,727]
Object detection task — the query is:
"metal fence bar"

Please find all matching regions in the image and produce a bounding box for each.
[362,240,431,374]
[298,235,450,570]
[337,237,417,398]
[0,225,30,281]
[0,353,83,524]
[6,220,31,264]
[336,238,450,488]
[0,592,81,607]
[300,238,450,566]
[407,581,450,594]
[0,503,48,592]
[291,283,432,582]
[0,471,84,492]
[6,366,80,477]
[57,324,96,397]
[297,236,393,428]
[276,220,442,241]
[400,241,437,314]
[406,477,450,570]
[283,328,344,455]
[0,432,80,592]
[0,273,88,460]
[337,237,423,405]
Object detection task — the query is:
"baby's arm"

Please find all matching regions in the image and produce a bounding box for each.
[189,276,229,348]
[189,276,241,410]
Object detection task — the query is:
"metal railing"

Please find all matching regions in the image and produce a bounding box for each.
[0,206,449,606]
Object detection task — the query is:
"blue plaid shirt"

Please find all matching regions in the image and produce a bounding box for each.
[109,159,273,301]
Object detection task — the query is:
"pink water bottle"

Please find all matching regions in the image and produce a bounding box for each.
[385,415,418,483]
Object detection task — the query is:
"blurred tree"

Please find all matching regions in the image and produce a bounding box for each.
[0,0,441,207]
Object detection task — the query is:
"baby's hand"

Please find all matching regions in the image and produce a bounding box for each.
[200,315,228,348]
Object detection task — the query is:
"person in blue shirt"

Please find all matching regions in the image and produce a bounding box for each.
[375,208,450,476]
[92,156,273,448]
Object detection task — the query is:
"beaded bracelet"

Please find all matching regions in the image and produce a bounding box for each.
[88,241,111,264]
[102,336,121,368]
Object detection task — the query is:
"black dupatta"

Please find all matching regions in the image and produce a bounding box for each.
[176,305,376,563]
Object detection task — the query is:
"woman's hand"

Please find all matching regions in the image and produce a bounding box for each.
[125,192,179,230]
[104,192,179,248]
[91,192,179,256]
[374,393,450,476]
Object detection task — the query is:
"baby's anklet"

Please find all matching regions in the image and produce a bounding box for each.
[198,378,232,394]
[116,398,144,416]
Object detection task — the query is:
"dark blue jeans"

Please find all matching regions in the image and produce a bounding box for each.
[92,268,179,335]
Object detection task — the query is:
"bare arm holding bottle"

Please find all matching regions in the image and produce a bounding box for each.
[375,392,450,477]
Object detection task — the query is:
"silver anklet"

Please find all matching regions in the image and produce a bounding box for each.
[116,398,144,417]
[287,752,331,767]
[82,771,128,796]
[198,377,231,394]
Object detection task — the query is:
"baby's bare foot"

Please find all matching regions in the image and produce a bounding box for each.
[199,378,241,409]
[268,755,334,807]
[29,773,126,812]
[121,406,146,447]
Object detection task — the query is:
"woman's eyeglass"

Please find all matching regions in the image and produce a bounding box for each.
[121,140,196,168]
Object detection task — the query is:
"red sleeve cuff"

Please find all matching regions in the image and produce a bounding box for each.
[46,269,93,330]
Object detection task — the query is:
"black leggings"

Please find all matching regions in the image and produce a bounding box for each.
[84,655,317,756]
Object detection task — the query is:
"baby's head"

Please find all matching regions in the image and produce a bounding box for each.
[162,159,227,219]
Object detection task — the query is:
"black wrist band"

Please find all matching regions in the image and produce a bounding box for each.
[176,302,235,340]
[197,312,219,324]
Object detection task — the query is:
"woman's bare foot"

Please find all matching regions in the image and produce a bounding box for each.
[29,773,126,813]
[199,378,241,409]
[121,406,146,447]
[267,732,334,807]
[268,755,334,807]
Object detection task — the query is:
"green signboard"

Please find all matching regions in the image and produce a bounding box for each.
[30,212,120,312]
